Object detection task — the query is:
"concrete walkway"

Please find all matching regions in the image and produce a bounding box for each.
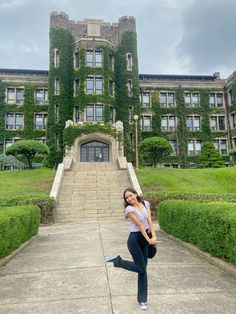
[0,219,236,314]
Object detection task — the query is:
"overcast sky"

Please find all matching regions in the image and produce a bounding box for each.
[0,0,235,78]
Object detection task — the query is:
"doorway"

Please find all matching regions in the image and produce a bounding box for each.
[80,141,109,162]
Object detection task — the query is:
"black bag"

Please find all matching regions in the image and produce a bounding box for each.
[148,232,157,259]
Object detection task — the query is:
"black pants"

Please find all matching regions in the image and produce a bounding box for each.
[114,231,149,302]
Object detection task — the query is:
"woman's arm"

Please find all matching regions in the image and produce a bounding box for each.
[127,212,151,243]
[147,206,157,243]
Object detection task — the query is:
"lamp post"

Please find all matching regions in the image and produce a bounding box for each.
[133,114,139,169]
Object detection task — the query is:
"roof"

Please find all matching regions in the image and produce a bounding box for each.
[139,73,216,82]
[0,68,48,76]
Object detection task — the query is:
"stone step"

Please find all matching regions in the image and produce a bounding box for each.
[54,162,131,222]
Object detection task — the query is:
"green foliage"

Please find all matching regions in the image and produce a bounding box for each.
[137,167,236,193]
[47,28,74,167]
[175,87,188,167]
[0,205,40,257]
[23,85,35,139]
[140,136,172,167]
[115,31,140,160]
[0,82,6,153]
[5,140,50,169]
[0,195,55,225]
[158,200,236,264]
[64,124,117,147]
[199,141,224,168]
[0,168,55,197]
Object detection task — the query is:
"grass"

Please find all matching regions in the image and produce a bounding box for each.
[0,168,55,198]
[136,167,236,194]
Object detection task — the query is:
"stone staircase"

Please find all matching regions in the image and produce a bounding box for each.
[54,162,131,223]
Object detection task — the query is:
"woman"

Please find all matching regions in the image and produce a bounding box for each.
[105,187,157,311]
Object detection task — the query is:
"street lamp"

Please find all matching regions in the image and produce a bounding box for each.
[133,114,139,169]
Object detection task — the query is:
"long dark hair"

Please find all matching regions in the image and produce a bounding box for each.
[123,187,143,208]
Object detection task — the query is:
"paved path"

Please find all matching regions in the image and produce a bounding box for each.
[0,219,236,314]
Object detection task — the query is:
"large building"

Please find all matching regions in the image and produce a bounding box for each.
[0,12,236,168]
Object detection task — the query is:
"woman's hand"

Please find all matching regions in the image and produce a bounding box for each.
[149,238,158,245]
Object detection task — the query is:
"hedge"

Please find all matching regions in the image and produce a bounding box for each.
[158,200,236,264]
[144,191,236,217]
[0,195,55,225]
[0,205,40,257]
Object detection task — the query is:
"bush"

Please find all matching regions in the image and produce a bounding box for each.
[0,195,55,225]
[158,200,236,264]
[0,205,40,258]
[144,191,236,218]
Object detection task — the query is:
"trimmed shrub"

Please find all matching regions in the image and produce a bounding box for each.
[0,205,40,257]
[0,195,55,225]
[144,191,236,218]
[158,200,236,264]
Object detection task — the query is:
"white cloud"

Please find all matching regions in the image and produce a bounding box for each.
[0,0,235,77]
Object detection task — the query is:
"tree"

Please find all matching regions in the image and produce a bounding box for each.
[199,141,224,168]
[5,140,50,169]
[140,137,172,167]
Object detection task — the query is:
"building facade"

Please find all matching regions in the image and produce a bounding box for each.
[0,12,236,167]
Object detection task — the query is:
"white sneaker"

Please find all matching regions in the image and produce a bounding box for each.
[105,255,119,263]
[139,302,148,310]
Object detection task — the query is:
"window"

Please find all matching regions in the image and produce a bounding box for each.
[54,78,60,95]
[127,80,132,96]
[231,113,236,129]
[54,48,59,67]
[110,106,115,123]
[35,113,47,130]
[209,93,223,108]
[184,92,199,108]
[187,140,202,155]
[186,116,200,131]
[140,116,152,131]
[74,51,80,69]
[4,137,21,150]
[16,89,24,104]
[86,50,103,67]
[74,80,79,96]
[169,140,177,155]
[127,53,132,71]
[128,106,133,123]
[140,92,150,107]
[213,139,227,155]
[160,92,175,107]
[161,116,177,131]
[86,104,103,122]
[109,79,114,97]
[35,137,46,144]
[109,53,114,71]
[74,106,80,123]
[6,87,24,104]
[54,105,59,123]
[86,77,103,94]
[95,50,102,67]
[35,89,48,104]
[210,116,226,131]
[6,113,23,130]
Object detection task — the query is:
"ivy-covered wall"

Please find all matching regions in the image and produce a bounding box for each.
[47,28,74,167]
[0,82,47,155]
[140,86,228,167]
[115,31,140,161]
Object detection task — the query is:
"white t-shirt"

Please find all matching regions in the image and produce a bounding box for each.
[124,200,150,233]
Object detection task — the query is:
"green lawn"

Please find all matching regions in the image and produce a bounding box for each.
[136,167,236,194]
[0,168,55,198]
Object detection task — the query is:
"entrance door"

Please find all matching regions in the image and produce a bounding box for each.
[80,141,109,162]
